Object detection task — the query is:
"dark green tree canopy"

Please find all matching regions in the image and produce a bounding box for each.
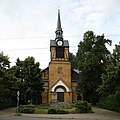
[11,56,44,104]
[0,52,17,109]
[98,42,120,96]
[76,31,111,104]
[0,52,10,68]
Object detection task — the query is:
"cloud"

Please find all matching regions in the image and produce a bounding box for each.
[0,0,120,68]
[72,0,120,34]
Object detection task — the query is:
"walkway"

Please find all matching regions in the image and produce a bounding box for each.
[0,107,120,120]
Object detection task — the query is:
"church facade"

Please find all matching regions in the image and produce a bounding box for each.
[41,10,82,104]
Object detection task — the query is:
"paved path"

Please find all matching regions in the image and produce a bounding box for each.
[0,108,16,115]
[0,107,120,120]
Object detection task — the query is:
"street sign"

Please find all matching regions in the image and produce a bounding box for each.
[17,96,19,101]
[17,91,20,96]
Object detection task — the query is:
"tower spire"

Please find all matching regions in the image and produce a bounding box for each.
[55,9,63,40]
[57,9,62,31]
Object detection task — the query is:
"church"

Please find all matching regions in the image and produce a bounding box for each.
[41,10,83,104]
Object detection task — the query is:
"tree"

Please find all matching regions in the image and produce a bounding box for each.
[76,31,111,104]
[69,52,77,69]
[98,42,120,95]
[11,56,44,105]
[0,52,17,109]
[97,42,120,112]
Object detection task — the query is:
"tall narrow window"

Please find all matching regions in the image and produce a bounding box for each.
[56,47,64,58]
[58,67,63,74]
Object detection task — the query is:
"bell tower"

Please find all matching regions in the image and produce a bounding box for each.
[48,10,72,103]
[50,10,69,61]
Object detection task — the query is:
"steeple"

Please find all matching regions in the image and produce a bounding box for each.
[55,10,63,41]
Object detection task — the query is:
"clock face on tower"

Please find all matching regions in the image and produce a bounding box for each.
[57,40,63,46]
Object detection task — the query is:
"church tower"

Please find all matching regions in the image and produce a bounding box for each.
[41,10,80,104]
[49,10,72,103]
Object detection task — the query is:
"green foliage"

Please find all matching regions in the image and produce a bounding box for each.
[48,108,56,114]
[34,108,48,114]
[98,42,120,96]
[48,108,68,114]
[0,52,17,109]
[56,109,68,114]
[18,105,48,114]
[17,103,92,114]
[99,91,120,112]
[11,56,44,105]
[0,52,10,68]
[97,42,120,112]
[34,105,49,109]
[75,100,93,113]
[18,104,35,113]
[64,108,75,114]
[76,31,111,104]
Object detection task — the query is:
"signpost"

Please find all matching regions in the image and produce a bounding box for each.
[16,91,20,113]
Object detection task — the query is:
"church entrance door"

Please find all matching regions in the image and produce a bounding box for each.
[57,92,64,102]
[56,87,65,102]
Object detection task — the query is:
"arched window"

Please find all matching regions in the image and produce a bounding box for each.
[56,87,64,92]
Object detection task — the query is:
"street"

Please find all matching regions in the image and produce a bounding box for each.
[0,116,39,120]
[0,107,120,120]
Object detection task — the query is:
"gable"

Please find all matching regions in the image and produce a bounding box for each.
[71,69,79,81]
[41,67,49,81]
[51,80,70,92]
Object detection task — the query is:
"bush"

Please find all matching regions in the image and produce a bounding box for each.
[99,91,120,112]
[64,108,75,114]
[34,108,48,114]
[48,108,68,114]
[18,104,35,113]
[35,105,49,109]
[0,97,15,110]
[48,108,56,114]
[56,109,68,114]
[75,101,92,113]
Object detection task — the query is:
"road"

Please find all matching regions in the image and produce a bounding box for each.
[0,107,120,120]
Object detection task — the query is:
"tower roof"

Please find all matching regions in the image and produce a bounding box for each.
[55,10,63,40]
[56,10,62,31]
[50,10,69,48]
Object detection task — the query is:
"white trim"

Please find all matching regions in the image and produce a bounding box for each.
[52,80,70,92]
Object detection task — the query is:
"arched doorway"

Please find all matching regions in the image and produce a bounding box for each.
[55,86,66,102]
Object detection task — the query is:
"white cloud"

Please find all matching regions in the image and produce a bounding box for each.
[0,0,120,68]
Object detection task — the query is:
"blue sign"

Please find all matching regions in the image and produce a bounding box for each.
[17,96,19,101]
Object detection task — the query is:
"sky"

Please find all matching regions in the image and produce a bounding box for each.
[0,0,120,69]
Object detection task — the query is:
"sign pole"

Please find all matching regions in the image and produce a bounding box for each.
[16,91,20,113]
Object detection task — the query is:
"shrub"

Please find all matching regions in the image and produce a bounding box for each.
[56,109,68,114]
[64,108,75,114]
[48,108,56,114]
[18,104,35,113]
[35,105,49,109]
[75,100,92,113]
[99,91,120,112]
[48,108,68,114]
[34,108,48,114]
[0,97,15,110]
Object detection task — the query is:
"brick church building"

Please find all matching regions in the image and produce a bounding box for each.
[41,10,82,104]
